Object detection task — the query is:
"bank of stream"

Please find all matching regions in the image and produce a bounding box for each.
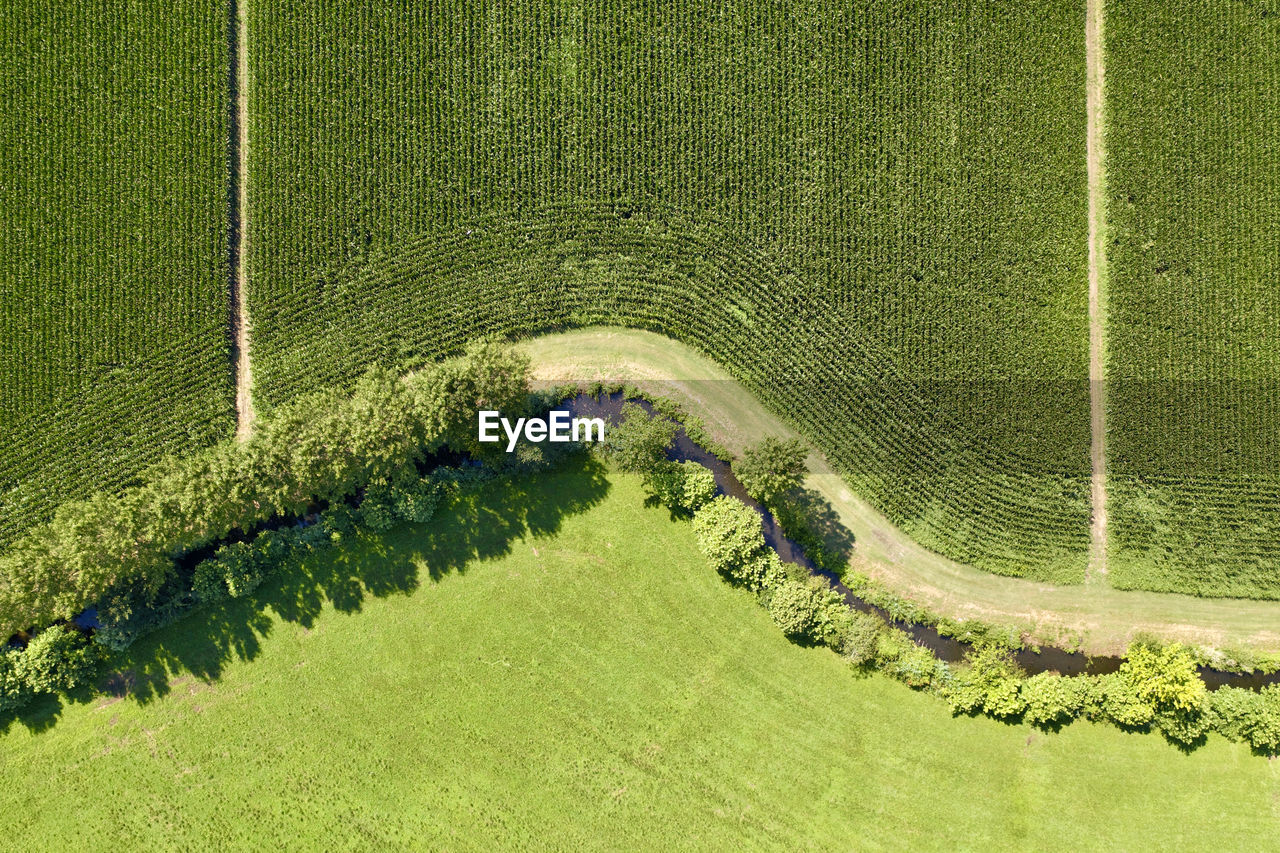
[563,392,1280,692]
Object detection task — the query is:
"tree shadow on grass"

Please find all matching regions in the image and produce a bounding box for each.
[0,454,611,732]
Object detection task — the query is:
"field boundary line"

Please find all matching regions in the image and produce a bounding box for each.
[229,0,255,439]
[1086,0,1108,584]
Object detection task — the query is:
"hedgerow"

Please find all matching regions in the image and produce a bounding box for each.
[682,480,1272,750]
[0,1,234,548]
[0,342,529,637]
[248,0,1091,583]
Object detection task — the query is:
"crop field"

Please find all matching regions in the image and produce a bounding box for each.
[247,0,1092,583]
[0,1,235,548]
[1,465,1276,848]
[1106,2,1280,597]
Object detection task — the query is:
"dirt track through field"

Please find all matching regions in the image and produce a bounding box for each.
[229,0,254,439]
[1086,0,1108,583]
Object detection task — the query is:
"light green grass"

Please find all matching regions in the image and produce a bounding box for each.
[0,459,1277,849]
[520,327,1280,655]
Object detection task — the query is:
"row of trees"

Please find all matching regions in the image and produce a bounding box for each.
[0,342,531,638]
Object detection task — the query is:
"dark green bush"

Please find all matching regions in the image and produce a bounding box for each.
[0,648,32,712]
[15,625,98,694]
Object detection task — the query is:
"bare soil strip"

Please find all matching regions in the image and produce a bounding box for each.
[1086,0,1108,583]
[230,0,255,439]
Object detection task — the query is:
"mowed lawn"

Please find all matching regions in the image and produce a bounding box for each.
[1,460,1276,849]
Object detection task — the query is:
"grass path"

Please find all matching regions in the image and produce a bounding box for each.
[1086,0,1109,584]
[519,328,1280,655]
[2,466,1277,847]
[231,0,254,439]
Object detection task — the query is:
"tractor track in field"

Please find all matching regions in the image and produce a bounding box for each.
[228,0,254,439]
[1086,0,1108,584]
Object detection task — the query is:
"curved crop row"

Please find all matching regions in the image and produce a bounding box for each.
[248,0,1092,583]
[251,206,1090,580]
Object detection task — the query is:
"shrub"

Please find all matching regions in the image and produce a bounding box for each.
[766,577,830,641]
[678,463,718,512]
[875,629,949,690]
[838,611,886,667]
[734,436,808,505]
[1118,642,1209,744]
[601,403,676,477]
[1210,685,1280,753]
[649,461,717,513]
[1096,672,1154,728]
[0,648,32,712]
[945,644,1026,719]
[193,532,289,603]
[1020,672,1088,727]
[15,625,98,694]
[691,497,768,579]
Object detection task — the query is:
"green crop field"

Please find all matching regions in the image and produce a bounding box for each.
[247,0,1092,584]
[1,464,1275,849]
[0,1,234,548]
[1106,2,1280,597]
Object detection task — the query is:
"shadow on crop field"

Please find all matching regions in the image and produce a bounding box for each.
[0,455,611,733]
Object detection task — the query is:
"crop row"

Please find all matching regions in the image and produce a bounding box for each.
[0,1,236,547]
[1106,2,1280,595]
[247,0,1092,582]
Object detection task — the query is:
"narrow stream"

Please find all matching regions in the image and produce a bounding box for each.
[562,392,1280,690]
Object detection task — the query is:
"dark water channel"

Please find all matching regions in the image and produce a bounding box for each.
[562,393,1280,691]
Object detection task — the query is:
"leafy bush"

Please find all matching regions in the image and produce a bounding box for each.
[691,497,768,581]
[945,644,1026,719]
[1020,672,1088,727]
[874,630,949,690]
[649,461,717,514]
[601,403,675,477]
[193,531,289,603]
[1210,686,1280,753]
[765,577,836,641]
[734,437,809,505]
[15,625,98,694]
[0,648,32,712]
[838,611,886,667]
[1118,643,1209,744]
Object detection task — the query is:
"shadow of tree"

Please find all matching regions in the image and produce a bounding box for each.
[0,454,610,732]
[774,487,856,570]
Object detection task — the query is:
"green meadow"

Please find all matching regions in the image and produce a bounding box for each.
[1,461,1276,849]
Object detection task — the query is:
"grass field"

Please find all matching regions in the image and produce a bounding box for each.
[247,0,1091,583]
[1106,2,1280,597]
[1,462,1276,848]
[0,1,235,547]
